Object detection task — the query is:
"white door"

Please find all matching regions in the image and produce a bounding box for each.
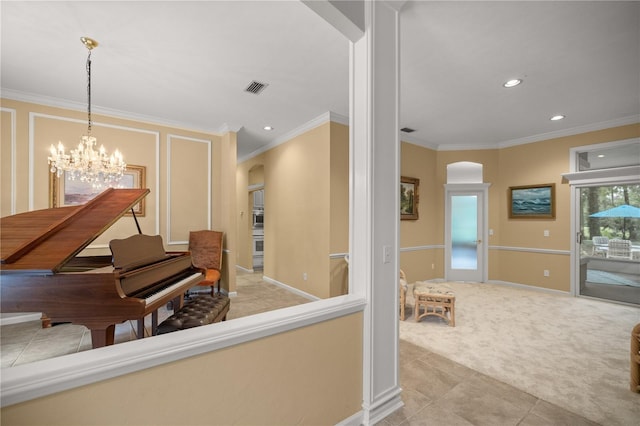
[445,187,487,282]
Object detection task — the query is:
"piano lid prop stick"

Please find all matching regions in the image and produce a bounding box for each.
[131,208,142,234]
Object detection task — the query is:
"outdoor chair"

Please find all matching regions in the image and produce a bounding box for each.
[592,236,609,256]
[607,239,632,260]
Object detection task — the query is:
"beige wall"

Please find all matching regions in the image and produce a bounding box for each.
[329,122,350,296]
[399,123,639,291]
[237,121,349,299]
[494,124,639,290]
[1,312,364,425]
[237,121,639,295]
[0,98,237,293]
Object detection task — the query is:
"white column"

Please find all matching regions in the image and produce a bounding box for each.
[353,2,402,423]
[303,0,403,422]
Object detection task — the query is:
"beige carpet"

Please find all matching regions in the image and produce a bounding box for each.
[399,281,640,426]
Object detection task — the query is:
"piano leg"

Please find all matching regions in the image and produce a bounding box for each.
[151,310,158,336]
[41,314,52,329]
[90,325,115,348]
[136,311,159,338]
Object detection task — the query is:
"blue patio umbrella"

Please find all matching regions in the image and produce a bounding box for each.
[589,204,640,239]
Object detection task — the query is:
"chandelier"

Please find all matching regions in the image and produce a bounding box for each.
[48,37,126,187]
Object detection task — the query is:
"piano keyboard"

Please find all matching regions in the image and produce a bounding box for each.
[143,271,203,305]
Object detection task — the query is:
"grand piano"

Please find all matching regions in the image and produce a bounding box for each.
[0,188,204,348]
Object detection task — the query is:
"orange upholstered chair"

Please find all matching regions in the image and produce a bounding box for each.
[188,230,224,295]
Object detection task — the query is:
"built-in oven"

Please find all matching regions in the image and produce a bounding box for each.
[252,210,264,228]
[252,228,264,269]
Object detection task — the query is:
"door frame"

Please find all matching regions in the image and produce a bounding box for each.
[444,183,490,282]
[568,175,640,296]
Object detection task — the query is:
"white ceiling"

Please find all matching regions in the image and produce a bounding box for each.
[2,1,639,160]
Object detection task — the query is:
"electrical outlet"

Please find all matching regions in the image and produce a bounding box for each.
[303,272,308,281]
[544,230,550,237]
[431,263,435,270]
[544,270,550,277]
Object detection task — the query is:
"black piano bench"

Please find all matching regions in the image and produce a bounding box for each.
[156,294,230,335]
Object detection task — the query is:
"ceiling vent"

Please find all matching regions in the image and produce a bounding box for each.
[401,127,416,133]
[245,80,269,95]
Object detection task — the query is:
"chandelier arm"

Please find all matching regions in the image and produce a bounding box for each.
[48,37,126,188]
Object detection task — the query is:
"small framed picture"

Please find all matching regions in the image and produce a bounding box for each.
[508,183,555,219]
[49,164,146,216]
[400,176,419,220]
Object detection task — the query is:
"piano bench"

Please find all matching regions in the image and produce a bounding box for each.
[156,294,230,335]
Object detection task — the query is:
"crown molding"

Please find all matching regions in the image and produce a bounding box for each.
[402,115,640,152]
[496,115,640,149]
[238,111,349,163]
[1,88,221,136]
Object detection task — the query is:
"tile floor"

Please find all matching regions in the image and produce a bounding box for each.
[0,270,310,368]
[377,340,598,426]
[1,271,599,425]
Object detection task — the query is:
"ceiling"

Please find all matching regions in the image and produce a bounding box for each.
[2,1,639,161]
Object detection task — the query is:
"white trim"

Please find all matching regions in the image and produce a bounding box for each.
[247,183,264,191]
[568,137,639,173]
[565,139,640,298]
[262,275,321,301]
[1,107,17,214]
[497,116,640,149]
[0,296,366,407]
[489,245,571,256]
[166,134,212,245]
[400,244,444,252]
[238,111,349,163]
[235,265,253,274]
[330,252,349,259]
[336,409,364,426]
[487,280,571,296]
[403,116,640,152]
[444,183,490,283]
[27,112,161,235]
[0,313,41,326]
[2,88,222,136]
[561,165,640,185]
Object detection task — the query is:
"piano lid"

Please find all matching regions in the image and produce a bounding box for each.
[0,188,150,273]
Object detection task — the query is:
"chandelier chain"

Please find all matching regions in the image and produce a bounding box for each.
[48,37,126,189]
[87,49,92,136]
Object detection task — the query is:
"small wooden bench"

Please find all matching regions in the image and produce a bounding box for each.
[414,284,455,327]
[156,294,230,335]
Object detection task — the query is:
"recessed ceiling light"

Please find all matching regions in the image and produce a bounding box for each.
[263,126,274,131]
[550,115,565,121]
[503,79,522,88]
[597,154,605,158]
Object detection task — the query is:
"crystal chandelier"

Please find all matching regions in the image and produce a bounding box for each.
[48,37,126,187]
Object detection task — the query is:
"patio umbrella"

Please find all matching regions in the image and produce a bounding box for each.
[589,204,640,239]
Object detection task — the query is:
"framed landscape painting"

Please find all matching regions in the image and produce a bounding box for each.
[49,164,146,216]
[400,176,419,220]
[508,183,555,219]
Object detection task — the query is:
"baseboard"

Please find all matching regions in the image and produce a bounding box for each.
[487,280,571,296]
[336,392,404,426]
[262,275,320,301]
[428,277,571,296]
[364,390,404,425]
[336,410,363,426]
[235,265,253,273]
[0,313,42,326]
